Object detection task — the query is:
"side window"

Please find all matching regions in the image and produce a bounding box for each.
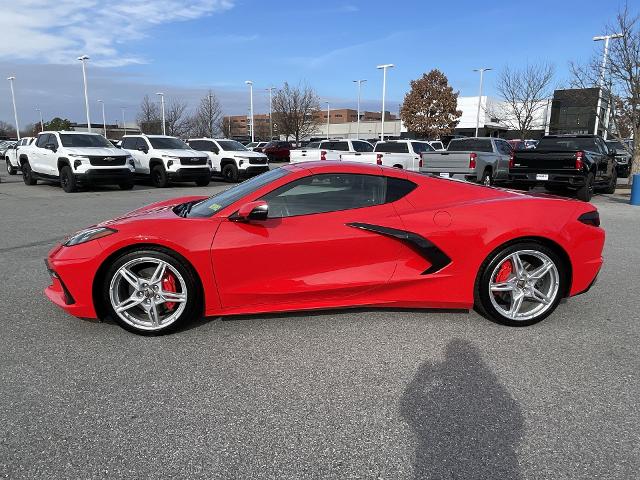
[353,141,373,152]
[209,141,220,154]
[496,141,511,155]
[596,138,608,154]
[332,141,349,151]
[49,135,59,148]
[319,141,331,150]
[121,137,137,149]
[136,137,150,150]
[411,142,434,154]
[262,174,387,218]
[188,140,200,150]
[36,134,49,148]
[386,177,418,202]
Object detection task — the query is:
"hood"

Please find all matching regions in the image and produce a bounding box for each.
[150,149,208,158]
[231,150,267,158]
[101,195,209,225]
[65,147,127,156]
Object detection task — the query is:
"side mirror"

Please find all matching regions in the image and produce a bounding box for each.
[137,145,148,153]
[232,200,268,222]
[45,143,57,152]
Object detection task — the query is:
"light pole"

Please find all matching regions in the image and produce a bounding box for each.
[266,86,276,140]
[156,92,166,135]
[77,55,91,132]
[35,107,44,132]
[97,100,106,137]
[7,76,20,140]
[473,68,492,137]
[593,33,623,137]
[207,93,215,138]
[121,107,127,135]
[376,64,394,141]
[245,81,254,142]
[325,102,330,139]
[353,79,366,139]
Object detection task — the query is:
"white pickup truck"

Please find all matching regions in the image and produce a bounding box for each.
[340,140,434,171]
[289,139,374,163]
[5,136,35,174]
[18,131,136,192]
[187,138,269,182]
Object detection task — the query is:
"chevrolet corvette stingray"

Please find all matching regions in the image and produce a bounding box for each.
[45,162,604,334]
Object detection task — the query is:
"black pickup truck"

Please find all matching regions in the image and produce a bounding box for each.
[508,134,617,201]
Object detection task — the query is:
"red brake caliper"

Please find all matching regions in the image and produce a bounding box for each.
[161,273,177,310]
[495,259,513,283]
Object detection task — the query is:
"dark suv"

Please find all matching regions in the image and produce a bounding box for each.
[263,141,292,162]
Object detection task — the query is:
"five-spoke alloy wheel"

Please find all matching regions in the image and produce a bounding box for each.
[104,249,198,334]
[475,242,566,326]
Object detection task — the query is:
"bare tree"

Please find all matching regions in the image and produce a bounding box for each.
[165,97,190,138]
[0,120,15,138]
[489,63,555,139]
[218,117,233,138]
[272,82,321,142]
[570,5,640,176]
[137,95,161,134]
[190,90,223,138]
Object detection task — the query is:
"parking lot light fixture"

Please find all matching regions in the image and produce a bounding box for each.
[97,100,106,137]
[77,55,91,133]
[473,68,492,137]
[266,86,276,140]
[245,81,254,142]
[156,92,166,135]
[35,107,44,132]
[593,33,623,137]
[326,102,330,139]
[353,79,366,139]
[7,76,20,140]
[376,64,394,141]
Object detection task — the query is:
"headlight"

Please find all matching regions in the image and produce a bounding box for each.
[65,227,117,247]
[69,154,88,158]
[162,155,181,160]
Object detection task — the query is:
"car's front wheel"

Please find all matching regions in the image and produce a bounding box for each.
[475,242,566,327]
[22,161,37,185]
[6,159,17,175]
[103,249,200,335]
[151,164,169,188]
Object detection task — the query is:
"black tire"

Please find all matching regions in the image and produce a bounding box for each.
[576,172,594,202]
[151,164,169,188]
[102,248,200,335]
[60,165,78,193]
[481,169,493,186]
[393,164,404,169]
[22,161,37,185]
[603,168,617,194]
[6,159,17,175]
[474,241,567,327]
[222,163,239,183]
[195,177,210,187]
[119,180,134,190]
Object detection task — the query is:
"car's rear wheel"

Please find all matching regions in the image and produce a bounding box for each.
[22,161,37,185]
[475,242,566,327]
[103,249,199,335]
[576,172,594,201]
[151,164,169,188]
[60,165,78,193]
[481,169,493,186]
[6,159,17,175]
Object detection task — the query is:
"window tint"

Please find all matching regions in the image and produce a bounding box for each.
[352,141,374,152]
[49,135,59,148]
[411,142,434,154]
[331,141,349,151]
[263,174,387,218]
[59,134,111,148]
[386,177,418,202]
[136,137,150,150]
[495,140,512,155]
[375,142,409,153]
[536,137,600,152]
[447,138,493,152]
[121,137,139,149]
[306,142,321,149]
[217,140,248,151]
[188,140,202,150]
[148,137,189,149]
[36,134,50,148]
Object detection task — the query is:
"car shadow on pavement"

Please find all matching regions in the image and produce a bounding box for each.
[400,339,524,480]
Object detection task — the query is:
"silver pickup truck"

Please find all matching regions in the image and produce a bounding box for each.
[420,137,513,186]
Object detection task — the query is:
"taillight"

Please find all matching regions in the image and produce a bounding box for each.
[376,154,383,165]
[575,150,584,170]
[578,210,600,227]
[509,152,515,169]
[320,150,326,161]
[469,152,477,169]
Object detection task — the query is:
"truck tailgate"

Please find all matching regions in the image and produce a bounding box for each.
[420,152,474,174]
[511,150,579,171]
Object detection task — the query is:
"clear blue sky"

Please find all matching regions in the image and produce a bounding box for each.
[0,0,633,124]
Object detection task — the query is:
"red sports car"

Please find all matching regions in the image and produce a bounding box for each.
[45,162,604,335]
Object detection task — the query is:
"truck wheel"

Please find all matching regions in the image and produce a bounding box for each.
[603,168,617,194]
[6,159,17,175]
[222,163,239,183]
[576,172,594,202]
[481,170,493,186]
[22,161,37,186]
[151,164,169,188]
[60,165,78,193]
[195,177,210,187]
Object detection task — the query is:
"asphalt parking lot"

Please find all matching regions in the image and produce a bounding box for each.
[0,173,638,479]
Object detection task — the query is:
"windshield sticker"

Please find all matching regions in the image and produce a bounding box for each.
[209,203,222,211]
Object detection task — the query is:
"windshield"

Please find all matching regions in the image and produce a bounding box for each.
[148,137,190,149]
[246,142,258,148]
[218,140,248,151]
[606,141,625,150]
[536,137,599,152]
[187,168,290,218]
[60,134,113,148]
